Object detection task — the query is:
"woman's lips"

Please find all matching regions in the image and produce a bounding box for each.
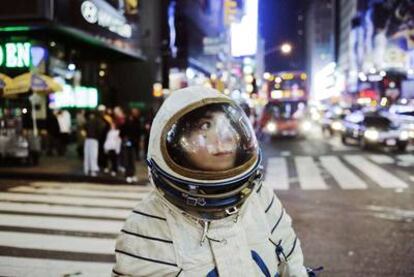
[212,151,234,157]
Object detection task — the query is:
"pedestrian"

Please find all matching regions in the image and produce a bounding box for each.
[120,113,138,183]
[83,111,103,176]
[130,108,142,160]
[56,109,71,156]
[97,105,111,172]
[112,87,309,276]
[75,110,86,158]
[46,110,60,156]
[104,121,121,177]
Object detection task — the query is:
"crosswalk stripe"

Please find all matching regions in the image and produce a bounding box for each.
[0,231,115,254]
[29,181,152,192]
[9,186,147,200]
[368,155,394,164]
[264,157,289,190]
[344,155,409,189]
[294,157,328,190]
[319,156,367,189]
[396,154,414,163]
[0,214,123,234]
[0,202,130,219]
[0,257,113,276]
[0,192,138,208]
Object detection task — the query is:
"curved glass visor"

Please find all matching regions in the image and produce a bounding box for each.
[165,103,258,173]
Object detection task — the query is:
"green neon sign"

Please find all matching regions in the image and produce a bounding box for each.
[0,42,32,68]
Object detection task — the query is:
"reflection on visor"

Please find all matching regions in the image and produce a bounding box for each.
[165,103,257,172]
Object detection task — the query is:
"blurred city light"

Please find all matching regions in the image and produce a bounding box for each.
[230,0,258,57]
[68,63,76,71]
[263,72,271,80]
[280,43,292,55]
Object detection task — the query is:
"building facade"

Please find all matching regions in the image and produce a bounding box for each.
[0,0,155,112]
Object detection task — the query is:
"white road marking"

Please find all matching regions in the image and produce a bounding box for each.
[28,181,152,192]
[0,214,123,234]
[0,192,138,209]
[264,157,289,190]
[9,186,146,200]
[396,154,414,164]
[0,202,131,219]
[0,231,115,254]
[344,155,409,189]
[295,157,328,190]
[280,151,291,157]
[368,154,395,165]
[319,156,367,189]
[0,257,112,277]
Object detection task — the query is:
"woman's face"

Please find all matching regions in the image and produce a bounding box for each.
[180,111,238,171]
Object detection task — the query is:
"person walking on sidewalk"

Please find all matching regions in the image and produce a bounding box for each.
[120,113,138,183]
[56,109,71,156]
[130,108,142,160]
[104,121,121,177]
[83,111,103,176]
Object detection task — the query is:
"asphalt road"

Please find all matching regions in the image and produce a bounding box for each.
[261,127,414,277]
[0,125,413,276]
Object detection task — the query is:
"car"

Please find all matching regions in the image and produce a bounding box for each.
[259,101,311,138]
[320,109,347,136]
[341,111,409,151]
[387,104,414,143]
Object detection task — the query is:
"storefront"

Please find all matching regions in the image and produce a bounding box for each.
[0,0,146,161]
[0,0,145,113]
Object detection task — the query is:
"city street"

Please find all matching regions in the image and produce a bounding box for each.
[0,127,413,276]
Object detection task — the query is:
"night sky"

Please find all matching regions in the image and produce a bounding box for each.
[259,0,307,73]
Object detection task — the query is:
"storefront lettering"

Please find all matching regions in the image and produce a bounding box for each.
[0,42,32,68]
[81,1,132,38]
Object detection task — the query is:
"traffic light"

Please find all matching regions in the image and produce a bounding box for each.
[224,0,237,25]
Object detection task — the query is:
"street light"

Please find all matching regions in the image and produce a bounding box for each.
[264,42,293,56]
[280,43,292,55]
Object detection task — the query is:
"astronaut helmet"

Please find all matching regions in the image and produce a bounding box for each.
[147,86,262,219]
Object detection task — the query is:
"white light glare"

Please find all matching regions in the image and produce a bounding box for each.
[230,0,258,57]
[68,63,76,71]
[280,43,292,54]
[364,129,379,141]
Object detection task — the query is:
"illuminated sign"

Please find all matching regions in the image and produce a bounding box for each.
[49,84,98,108]
[231,0,258,57]
[0,42,31,68]
[81,1,132,38]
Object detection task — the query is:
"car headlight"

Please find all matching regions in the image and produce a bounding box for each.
[364,129,379,141]
[400,131,409,140]
[331,121,343,131]
[301,121,312,131]
[266,122,277,133]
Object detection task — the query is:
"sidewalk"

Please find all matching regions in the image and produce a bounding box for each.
[0,147,149,185]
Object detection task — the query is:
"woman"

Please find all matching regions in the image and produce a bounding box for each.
[113,86,309,276]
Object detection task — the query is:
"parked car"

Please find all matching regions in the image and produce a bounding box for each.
[341,111,409,151]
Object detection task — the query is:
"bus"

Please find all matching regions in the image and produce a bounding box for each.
[259,71,310,137]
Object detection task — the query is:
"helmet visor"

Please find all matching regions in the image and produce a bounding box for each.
[164,102,258,177]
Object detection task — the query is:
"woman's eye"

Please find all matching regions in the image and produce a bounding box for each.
[200,122,211,130]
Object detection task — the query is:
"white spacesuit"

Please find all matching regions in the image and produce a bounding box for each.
[112,86,308,277]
